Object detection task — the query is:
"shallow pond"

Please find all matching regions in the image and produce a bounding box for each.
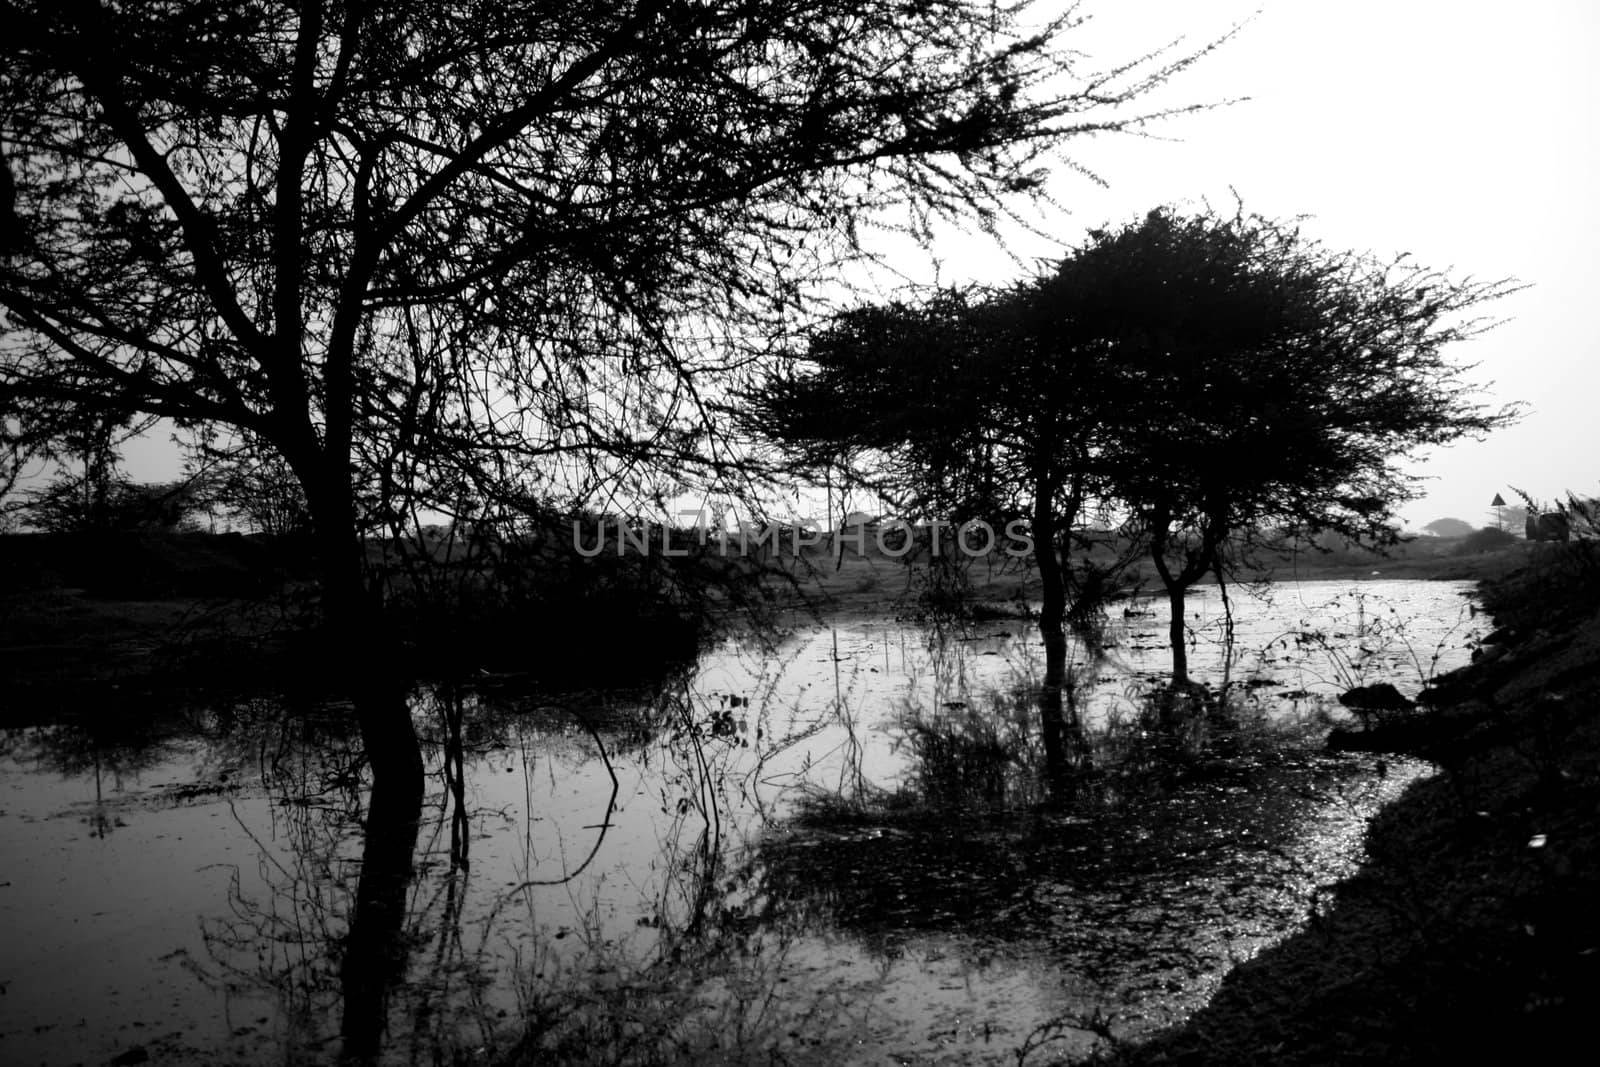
[0,580,1482,1065]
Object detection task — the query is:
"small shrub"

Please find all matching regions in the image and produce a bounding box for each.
[1454,526,1518,555]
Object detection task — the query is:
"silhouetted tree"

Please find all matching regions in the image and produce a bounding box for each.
[0,0,1220,787]
[748,280,1126,808]
[1062,209,1519,682]
[186,428,314,536]
[4,404,178,531]
[747,283,1122,641]
[22,473,207,533]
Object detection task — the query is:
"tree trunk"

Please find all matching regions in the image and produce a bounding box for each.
[1038,629,1067,797]
[313,490,424,793]
[1033,481,1089,801]
[1037,628,1089,801]
[1033,488,1066,637]
[277,379,423,791]
[1166,582,1189,685]
[1149,525,1200,689]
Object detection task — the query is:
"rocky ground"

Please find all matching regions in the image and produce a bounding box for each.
[1105,541,1600,1065]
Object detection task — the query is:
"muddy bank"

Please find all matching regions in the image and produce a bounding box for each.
[1107,546,1600,1065]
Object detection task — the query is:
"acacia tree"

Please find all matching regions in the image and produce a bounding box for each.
[748,282,1120,638]
[1033,207,1520,682]
[0,0,1219,786]
[748,282,1125,799]
[13,410,127,531]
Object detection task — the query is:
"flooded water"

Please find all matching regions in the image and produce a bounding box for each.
[0,580,1482,1065]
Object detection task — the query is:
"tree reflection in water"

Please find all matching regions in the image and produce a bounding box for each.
[2,706,180,837]
[2,588,1471,1064]
[339,773,422,1063]
[180,687,500,1061]
[164,673,784,1064]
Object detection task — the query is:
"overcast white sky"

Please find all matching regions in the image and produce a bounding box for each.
[895,0,1597,531]
[116,0,1596,532]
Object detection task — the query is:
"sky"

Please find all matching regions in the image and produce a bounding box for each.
[885,0,1598,531]
[112,0,1598,533]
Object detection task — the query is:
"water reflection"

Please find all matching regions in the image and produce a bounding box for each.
[0,580,1482,1065]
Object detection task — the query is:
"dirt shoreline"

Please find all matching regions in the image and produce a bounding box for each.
[1101,549,1600,1065]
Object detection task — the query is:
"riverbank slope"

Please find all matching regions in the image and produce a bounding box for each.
[1109,540,1600,1065]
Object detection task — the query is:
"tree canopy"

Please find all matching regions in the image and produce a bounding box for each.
[1058,208,1519,678]
[749,281,1122,630]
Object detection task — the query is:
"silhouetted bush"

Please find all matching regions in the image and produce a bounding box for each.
[1454,526,1519,555]
[1480,539,1600,634]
